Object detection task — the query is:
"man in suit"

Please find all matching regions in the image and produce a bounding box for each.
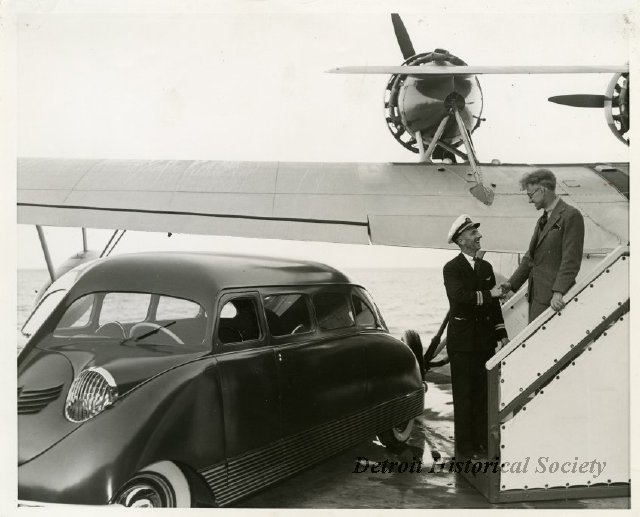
[443,215,509,459]
[500,169,585,322]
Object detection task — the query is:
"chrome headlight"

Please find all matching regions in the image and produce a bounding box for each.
[65,367,118,423]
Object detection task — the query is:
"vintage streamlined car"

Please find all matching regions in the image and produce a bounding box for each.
[18,252,425,507]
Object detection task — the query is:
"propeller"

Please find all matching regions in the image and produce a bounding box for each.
[386,16,492,204]
[547,72,629,145]
[548,94,606,108]
[381,17,486,163]
[391,13,415,60]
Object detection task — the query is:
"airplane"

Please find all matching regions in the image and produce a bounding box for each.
[18,10,629,343]
[18,13,629,309]
[16,12,630,506]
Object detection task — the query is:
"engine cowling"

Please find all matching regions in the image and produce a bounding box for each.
[605,72,629,145]
[384,49,484,154]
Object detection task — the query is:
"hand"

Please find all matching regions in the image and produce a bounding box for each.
[550,292,565,311]
[490,286,502,298]
[499,282,512,295]
[496,337,509,352]
[500,290,514,302]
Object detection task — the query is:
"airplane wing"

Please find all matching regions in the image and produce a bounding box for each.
[328,65,629,76]
[17,158,628,254]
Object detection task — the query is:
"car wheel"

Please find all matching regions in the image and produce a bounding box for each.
[377,418,414,448]
[401,329,425,379]
[113,461,191,507]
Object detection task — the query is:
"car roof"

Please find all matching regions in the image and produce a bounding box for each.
[66,252,353,306]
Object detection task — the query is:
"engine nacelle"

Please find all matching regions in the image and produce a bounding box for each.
[384,49,484,154]
[605,72,629,145]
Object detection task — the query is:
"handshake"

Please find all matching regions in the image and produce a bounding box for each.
[490,281,513,299]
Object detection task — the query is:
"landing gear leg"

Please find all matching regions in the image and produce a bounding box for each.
[421,115,450,163]
[452,108,494,206]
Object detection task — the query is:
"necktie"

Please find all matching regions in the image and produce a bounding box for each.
[538,211,548,230]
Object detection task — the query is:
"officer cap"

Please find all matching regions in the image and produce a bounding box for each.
[447,214,480,244]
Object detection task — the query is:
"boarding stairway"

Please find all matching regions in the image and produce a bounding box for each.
[470,246,629,503]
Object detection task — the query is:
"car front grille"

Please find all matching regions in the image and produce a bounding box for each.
[18,385,64,415]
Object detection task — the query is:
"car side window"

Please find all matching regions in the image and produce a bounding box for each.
[57,294,95,329]
[263,294,313,337]
[156,296,201,320]
[352,293,379,329]
[218,297,261,344]
[312,292,355,330]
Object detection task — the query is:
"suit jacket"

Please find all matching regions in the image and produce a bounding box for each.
[443,253,508,353]
[508,197,585,308]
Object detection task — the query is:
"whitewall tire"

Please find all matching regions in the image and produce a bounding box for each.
[113,461,191,507]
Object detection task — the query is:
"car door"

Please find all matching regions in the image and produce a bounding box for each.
[274,286,368,434]
[214,291,281,458]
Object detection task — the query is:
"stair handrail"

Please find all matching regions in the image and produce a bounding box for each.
[486,244,629,370]
[501,278,528,311]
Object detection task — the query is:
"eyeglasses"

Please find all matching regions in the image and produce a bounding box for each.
[526,187,544,200]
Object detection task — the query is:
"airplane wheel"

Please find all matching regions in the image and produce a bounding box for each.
[378,418,414,448]
[113,461,191,507]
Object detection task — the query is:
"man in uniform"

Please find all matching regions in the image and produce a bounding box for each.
[500,169,585,322]
[444,214,509,459]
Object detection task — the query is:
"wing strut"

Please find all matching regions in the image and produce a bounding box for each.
[35,225,56,282]
[100,229,127,258]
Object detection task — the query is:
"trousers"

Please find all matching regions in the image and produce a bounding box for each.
[449,349,491,456]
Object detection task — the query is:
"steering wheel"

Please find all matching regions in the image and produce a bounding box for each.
[129,322,184,345]
[291,324,307,335]
[96,321,126,339]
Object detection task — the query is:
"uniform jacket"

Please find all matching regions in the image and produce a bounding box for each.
[508,197,585,308]
[443,253,508,353]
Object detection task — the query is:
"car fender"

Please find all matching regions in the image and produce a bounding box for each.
[19,356,224,505]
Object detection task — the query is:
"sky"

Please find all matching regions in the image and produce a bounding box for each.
[7,2,633,270]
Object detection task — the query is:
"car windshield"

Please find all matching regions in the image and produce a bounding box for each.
[49,291,209,350]
[22,289,68,338]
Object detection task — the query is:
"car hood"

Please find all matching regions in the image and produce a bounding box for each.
[18,341,206,466]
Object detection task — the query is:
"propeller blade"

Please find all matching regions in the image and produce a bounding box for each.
[391,14,416,60]
[327,64,629,75]
[548,94,606,108]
